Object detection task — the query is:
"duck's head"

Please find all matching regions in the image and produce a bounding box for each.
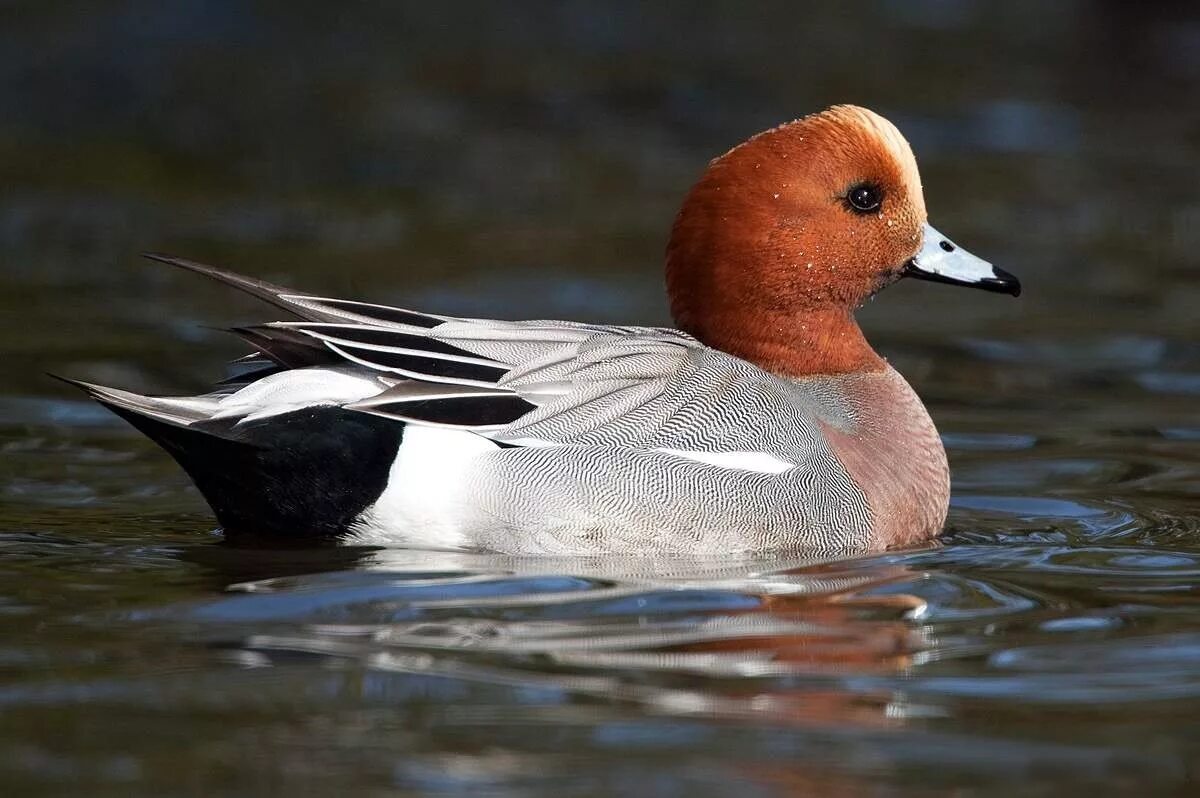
[665,104,1019,376]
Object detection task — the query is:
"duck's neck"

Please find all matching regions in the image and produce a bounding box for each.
[689,306,885,378]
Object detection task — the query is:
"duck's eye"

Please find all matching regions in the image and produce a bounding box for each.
[846,183,883,214]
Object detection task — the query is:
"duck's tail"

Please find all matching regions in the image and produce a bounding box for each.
[55,376,405,539]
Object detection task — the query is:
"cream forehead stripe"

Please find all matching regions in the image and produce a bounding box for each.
[823,105,924,215]
[713,106,925,213]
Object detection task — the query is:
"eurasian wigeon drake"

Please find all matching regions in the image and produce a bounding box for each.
[66,104,1019,555]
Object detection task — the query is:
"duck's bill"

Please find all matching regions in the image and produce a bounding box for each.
[903,223,1020,297]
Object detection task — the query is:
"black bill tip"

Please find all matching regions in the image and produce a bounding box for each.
[984,266,1021,297]
[903,261,1022,298]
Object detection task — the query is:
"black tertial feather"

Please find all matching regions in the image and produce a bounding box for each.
[364,394,536,427]
[284,323,475,357]
[325,343,511,383]
[228,326,342,369]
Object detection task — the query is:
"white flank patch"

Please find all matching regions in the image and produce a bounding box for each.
[654,448,795,474]
[349,425,496,549]
[213,367,386,423]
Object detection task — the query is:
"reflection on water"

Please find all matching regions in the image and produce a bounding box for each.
[3,0,1200,795]
[4,517,1198,793]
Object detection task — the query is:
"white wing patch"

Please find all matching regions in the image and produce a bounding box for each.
[213,367,389,423]
[654,448,795,474]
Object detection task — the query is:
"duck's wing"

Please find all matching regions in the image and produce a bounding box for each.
[339,324,709,446]
[262,320,708,442]
[144,254,714,441]
[281,315,811,467]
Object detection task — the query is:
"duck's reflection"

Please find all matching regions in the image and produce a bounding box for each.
[186,544,935,734]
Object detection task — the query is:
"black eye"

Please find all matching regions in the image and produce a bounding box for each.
[846,183,883,213]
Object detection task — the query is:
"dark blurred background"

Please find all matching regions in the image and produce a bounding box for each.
[3,0,1198,395]
[3,3,1200,795]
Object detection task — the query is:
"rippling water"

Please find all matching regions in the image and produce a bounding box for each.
[3,1,1200,794]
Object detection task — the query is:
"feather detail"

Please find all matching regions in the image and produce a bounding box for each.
[141,253,451,328]
[348,382,535,429]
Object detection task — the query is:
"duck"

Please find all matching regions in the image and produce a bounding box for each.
[64,104,1019,555]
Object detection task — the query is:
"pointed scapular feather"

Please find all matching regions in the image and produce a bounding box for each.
[141,253,450,328]
[277,296,449,329]
[227,326,341,369]
[348,382,536,429]
[500,379,668,442]
[281,323,504,364]
[323,341,511,385]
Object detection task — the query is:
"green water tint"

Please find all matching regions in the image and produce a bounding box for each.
[3,1,1200,794]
